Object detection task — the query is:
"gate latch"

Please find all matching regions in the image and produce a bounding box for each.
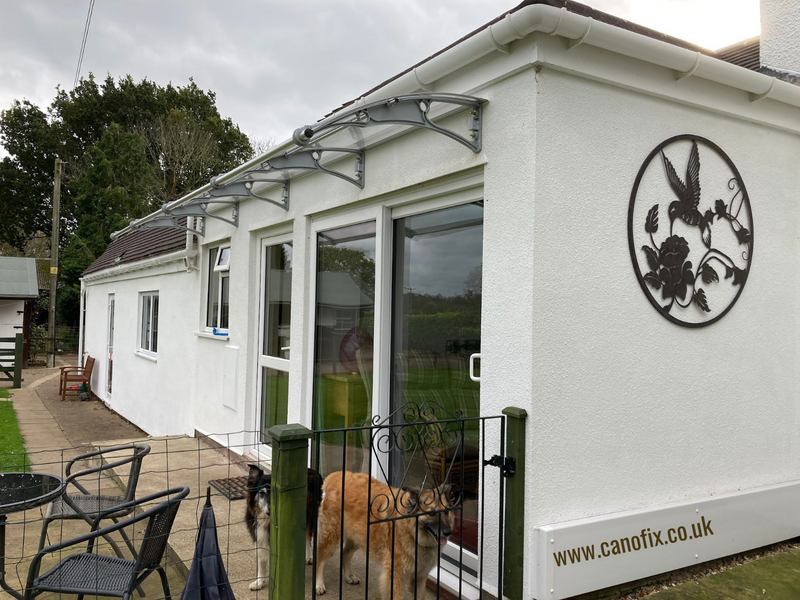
[484,455,516,478]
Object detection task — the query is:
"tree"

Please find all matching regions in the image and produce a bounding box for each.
[318,246,376,298]
[0,100,60,248]
[248,135,278,159]
[0,74,254,323]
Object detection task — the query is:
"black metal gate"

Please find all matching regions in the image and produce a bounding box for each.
[310,401,508,599]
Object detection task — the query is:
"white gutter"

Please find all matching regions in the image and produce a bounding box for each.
[81,248,197,283]
[112,4,800,239]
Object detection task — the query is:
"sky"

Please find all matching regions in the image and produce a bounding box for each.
[0,0,760,152]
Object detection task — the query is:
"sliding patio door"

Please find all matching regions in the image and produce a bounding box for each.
[391,201,484,560]
[257,239,293,445]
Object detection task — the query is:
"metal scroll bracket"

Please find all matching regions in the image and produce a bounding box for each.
[207,176,290,210]
[293,93,486,153]
[131,214,205,236]
[132,200,239,235]
[261,147,365,189]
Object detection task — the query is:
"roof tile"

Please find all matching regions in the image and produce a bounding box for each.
[83,224,188,276]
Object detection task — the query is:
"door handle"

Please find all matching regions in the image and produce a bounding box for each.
[469,353,481,382]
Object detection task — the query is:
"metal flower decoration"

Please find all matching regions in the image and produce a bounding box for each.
[628,135,753,327]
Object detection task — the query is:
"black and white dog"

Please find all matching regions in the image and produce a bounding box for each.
[245,464,323,590]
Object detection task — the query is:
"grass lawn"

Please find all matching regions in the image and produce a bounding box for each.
[0,400,29,472]
[0,387,10,398]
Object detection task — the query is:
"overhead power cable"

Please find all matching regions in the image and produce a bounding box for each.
[73,0,96,89]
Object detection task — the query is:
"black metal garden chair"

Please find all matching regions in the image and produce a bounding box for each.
[38,443,151,559]
[24,486,189,600]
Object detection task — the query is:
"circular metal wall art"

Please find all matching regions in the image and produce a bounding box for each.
[628,135,753,327]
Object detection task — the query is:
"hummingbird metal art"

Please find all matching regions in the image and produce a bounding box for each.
[662,140,713,248]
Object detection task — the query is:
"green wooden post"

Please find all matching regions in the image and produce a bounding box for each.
[267,423,311,600]
[502,406,527,600]
[13,333,23,388]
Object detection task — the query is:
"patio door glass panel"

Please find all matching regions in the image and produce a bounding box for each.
[312,221,376,476]
[258,242,292,444]
[391,202,483,555]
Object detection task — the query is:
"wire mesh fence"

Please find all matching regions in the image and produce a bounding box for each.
[0,414,510,600]
[0,431,275,600]
[28,325,80,366]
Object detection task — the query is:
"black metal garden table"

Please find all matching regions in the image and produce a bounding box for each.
[0,472,65,600]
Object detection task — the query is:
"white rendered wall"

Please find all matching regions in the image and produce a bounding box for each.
[761,0,800,74]
[522,63,800,559]
[0,300,24,339]
[83,264,199,436]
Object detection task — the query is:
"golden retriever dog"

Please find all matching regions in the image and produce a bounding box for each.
[315,471,453,599]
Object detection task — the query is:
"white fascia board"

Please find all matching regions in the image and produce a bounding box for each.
[81,249,196,285]
[531,34,800,134]
[112,4,800,238]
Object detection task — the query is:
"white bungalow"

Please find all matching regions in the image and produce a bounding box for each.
[79,0,800,597]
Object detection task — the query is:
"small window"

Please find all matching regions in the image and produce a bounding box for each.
[334,314,353,333]
[206,246,230,332]
[214,246,231,272]
[140,292,159,355]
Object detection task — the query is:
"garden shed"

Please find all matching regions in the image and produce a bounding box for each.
[79,0,800,597]
[0,256,39,367]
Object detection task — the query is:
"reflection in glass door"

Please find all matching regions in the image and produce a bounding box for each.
[391,202,483,558]
[312,221,376,475]
[258,241,292,444]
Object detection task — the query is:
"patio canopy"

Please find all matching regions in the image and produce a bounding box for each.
[113,93,485,238]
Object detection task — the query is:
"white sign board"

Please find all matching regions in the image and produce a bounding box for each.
[534,480,800,599]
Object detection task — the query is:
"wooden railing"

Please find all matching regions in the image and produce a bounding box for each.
[0,333,24,388]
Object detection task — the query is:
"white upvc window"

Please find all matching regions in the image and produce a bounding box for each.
[139,292,159,356]
[206,245,230,332]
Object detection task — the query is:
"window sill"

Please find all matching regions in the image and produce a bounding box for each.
[195,331,230,341]
[135,351,157,363]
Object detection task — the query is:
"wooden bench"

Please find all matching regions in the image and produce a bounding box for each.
[0,333,23,388]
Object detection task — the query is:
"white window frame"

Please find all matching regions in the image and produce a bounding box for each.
[214,245,231,272]
[251,232,295,458]
[205,244,231,334]
[138,292,159,358]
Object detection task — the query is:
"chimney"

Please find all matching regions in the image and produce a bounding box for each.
[760,0,800,74]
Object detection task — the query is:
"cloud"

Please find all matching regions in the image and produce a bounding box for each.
[0,0,759,153]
